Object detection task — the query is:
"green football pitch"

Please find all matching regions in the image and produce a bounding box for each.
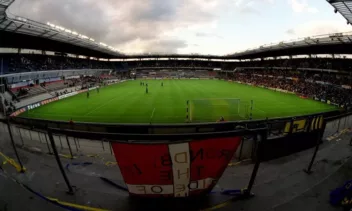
[19,80,337,123]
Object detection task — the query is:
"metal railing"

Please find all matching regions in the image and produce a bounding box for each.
[0,111,351,209]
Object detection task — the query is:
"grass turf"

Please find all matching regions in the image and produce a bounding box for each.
[19,79,338,123]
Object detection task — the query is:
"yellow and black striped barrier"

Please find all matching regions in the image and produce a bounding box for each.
[284,116,323,134]
[46,197,110,211]
[228,159,252,167]
[105,161,118,167]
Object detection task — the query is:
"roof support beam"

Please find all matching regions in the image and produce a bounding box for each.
[3,21,13,30]
[337,37,345,43]
[0,19,6,26]
[46,32,59,38]
[70,39,82,45]
[327,1,352,24]
[12,24,24,32]
[39,30,50,37]
[328,0,352,3]
[343,1,352,15]
[67,38,79,42]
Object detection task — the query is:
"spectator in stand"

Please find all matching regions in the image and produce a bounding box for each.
[221,69,351,109]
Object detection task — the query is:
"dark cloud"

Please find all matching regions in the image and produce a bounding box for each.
[133,0,178,22]
[7,0,219,53]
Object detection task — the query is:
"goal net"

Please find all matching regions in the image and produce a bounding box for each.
[187,98,251,123]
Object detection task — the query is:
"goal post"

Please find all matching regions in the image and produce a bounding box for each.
[186,98,252,123]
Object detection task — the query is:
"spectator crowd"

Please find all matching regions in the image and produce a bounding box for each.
[219,69,351,110]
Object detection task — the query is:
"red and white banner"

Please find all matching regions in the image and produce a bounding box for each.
[112,137,241,197]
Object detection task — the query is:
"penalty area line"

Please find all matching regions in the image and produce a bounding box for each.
[150,108,156,124]
[253,107,266,113]
[83,95,121,117]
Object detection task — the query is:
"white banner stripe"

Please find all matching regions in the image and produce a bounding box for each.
[126,178,217,195]
[168,143,191,197]
[127,184,174,195]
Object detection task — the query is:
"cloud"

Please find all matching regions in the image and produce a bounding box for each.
[233,0,275,15]
[147,39,188,53]
[195,32,223,39]
[121,39,188,54]
[234,0,275,6]
[239,7,260,15]
[288,0,318,13]
[7,0,221,54]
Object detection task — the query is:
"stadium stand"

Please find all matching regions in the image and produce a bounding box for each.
[134,69,215,79]
[216,68,351,110]
[41,81,66,92]
[0,54,115,74]
[1,52,351,111]
[2,54,352,75]
[11,86,46,99]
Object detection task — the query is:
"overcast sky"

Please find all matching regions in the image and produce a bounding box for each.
[6,0,352,55]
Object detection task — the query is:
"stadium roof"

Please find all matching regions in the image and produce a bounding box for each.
[0,0,124,58]
[224,32,352,59]
[122,32,352,59]
[327,0,352,25]
[0,0,12,20]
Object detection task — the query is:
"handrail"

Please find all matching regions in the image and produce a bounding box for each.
[48,127,267,142]
[11,110,339,128]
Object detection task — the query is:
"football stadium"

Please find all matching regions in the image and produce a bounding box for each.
[0,0,352,211]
